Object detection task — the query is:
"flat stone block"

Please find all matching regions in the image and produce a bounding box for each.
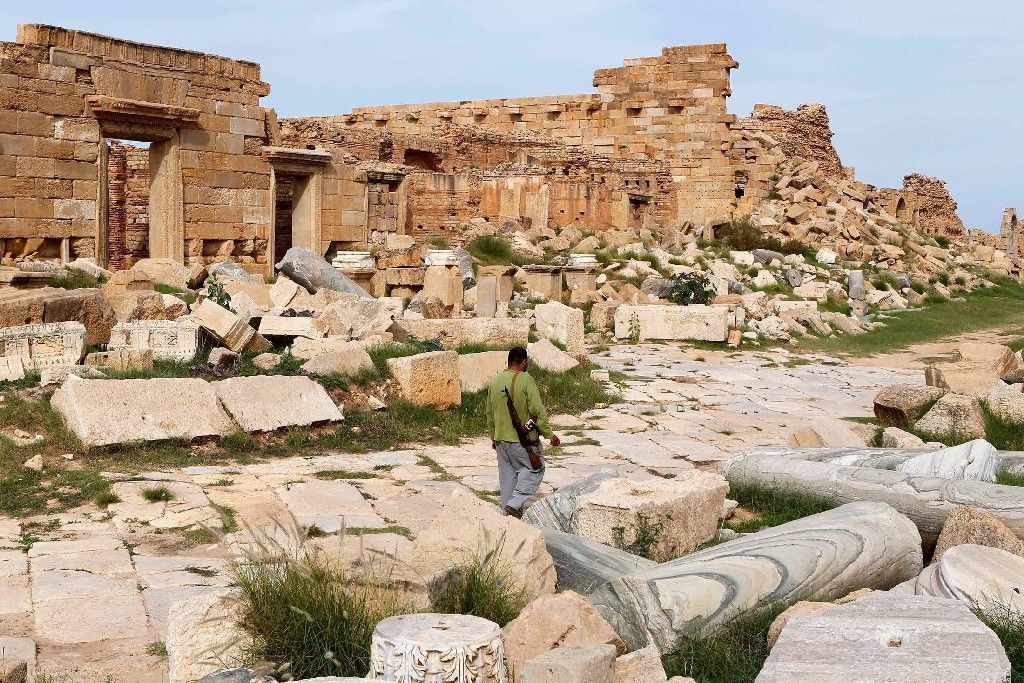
[458,350,507,393]
[614,305,728,342]
[213,375,343,432]
[52,376,235,446]
[107,319,201,361]
[387,350,462,409]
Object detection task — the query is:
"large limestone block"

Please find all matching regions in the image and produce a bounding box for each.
[394,318,529,349]
[520,644,616,683]
[0,287,115,347]
[313,295,396,340]
[933,505,1024,561]
[369,613,506,683]
[166,588,250,683]
[574,472,729,561]
[222,279,273,308]
[131,258,204,290]
[387,350,462,409]
[192,299,268,353]
[527,338,578,373]
[988,379,1024,423]
[107,319,201,361]
[300,348,374,377]
[534,301,585,356]
[914,393,986,440]
[52,376,234,446]
[757,593,1010,682]
[614,645,668,683]
[406,490,556,600]
[275,246,371,298]
[589,301,620,331]
[914,543,1024,612]
[105,289,170,323]
[0,321,85,370]
[213,375,342,432]
[458,350,508,393]
[422,265,464,309]
[257,315,320,340]
[928,342,1017,397]
[613,304,729,342]
[588,502,923,651]
[766,601,838,650]
[279,479,384,532]
[898,439,999,481]
[501,591,625,677]
[873,383,946,428]
[787,419,865,447]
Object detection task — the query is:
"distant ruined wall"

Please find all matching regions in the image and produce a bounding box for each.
[1001,208,1021,258]
[740,104,844,178]
[901,173,965,237]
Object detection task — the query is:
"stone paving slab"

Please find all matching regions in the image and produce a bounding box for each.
[279,480,386,532]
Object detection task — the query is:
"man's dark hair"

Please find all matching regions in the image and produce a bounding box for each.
[508,346,528,365]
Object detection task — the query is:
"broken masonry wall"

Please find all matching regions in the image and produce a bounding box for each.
[739,103,845,179]
[901,173,966,237]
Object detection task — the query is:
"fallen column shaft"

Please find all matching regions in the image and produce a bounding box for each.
[587,501,922,651]
[723,451,1024,548]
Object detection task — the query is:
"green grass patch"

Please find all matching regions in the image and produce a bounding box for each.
[429,553,530,627]
[47,270,102,289]
[153,283,197,304]
[725,483,837,534]
[802,275,1024,356]
[997,471,1024,488]
[465,235,535,267]
[663,605,787,683]
[315,469,378,480]
[978,603,1024,682]
[141,485,175,503]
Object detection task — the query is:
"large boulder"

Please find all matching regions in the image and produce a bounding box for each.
[873,384,947,428]
[275,247,371,298]
[313,295,396,340]
[130,258,204,290]
[166,588,250,683]
[52,376,235,447]
[787,419,865,447]
[527,338,578,373]
[212,375,343,432]
[613,304,729,342]
[457,350,507,393]
[987,380,1024,424]
[534,301,586,356]
[614,645,668,683]
[0,287,116,347]
[933,505,1024,561]
[914,394,987,440]
[927,342,1018,398]
[393,317,530,350]
[758,593,1010,682]
[501,591,625,677]
[403,489,556,602]
[387,350,462,409]
[897,439,999,482]
[520,644,616,683]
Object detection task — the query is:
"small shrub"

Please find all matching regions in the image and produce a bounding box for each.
[780,239,808,256]
[465,235,522,266]
[716,216,764,251]
[628,312,641,344]
[668,272,714,306]
[977,603,1024,681]
[141,485,175,503]
[47,270,100,290]
[612,512,666,560]
[934,235,951,249]
[910,280,926,294]
[430,551,529,627]
[206,278,233,312]
[95,490,121,508]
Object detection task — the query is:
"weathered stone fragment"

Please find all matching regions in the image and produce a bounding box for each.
[987,379,1024,423]
[873,383,946,427]
[192,299,269,353]
[369,614,506,683]
[589,502,922,650]
[928,342,1018,397]
[52,376,234,446]
[393,317,529,349]
[534,301,585,356]
[275,247,371,298]
[84,348,153,372]
[457,350,507,393]
[914,393,986,440]
[213,375,342,432]
[520,644,616,683]
[539,528,657,595]
[502,591,625,676]
[131,258,204,290]
[300,348,374,377]
[898,439,999,482]
[257,315,320,340]
[387,350,462,409]
[527,338,578,372]
[0,287,115,347]
[166,588,250,683]
[0,322,84,370]
[787,419,864,447]
[757,593,1010,683]
[614,304,729,342]
[933,505,1024,561]
[107,319,201,361]
[614,645,668,683]
[313,295,395,339]
[913,543,1024,613]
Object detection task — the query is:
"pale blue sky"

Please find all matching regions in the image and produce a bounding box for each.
[2,1,1020,231]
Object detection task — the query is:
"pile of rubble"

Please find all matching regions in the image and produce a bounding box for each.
[873,341,1024,445]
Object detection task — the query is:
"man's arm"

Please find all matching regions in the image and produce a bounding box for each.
[525,375,555,442]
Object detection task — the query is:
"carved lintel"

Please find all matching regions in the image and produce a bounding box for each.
[85,95,200,127]
[262,145,334,172]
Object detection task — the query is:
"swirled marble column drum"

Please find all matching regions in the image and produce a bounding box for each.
[586,501,923,651]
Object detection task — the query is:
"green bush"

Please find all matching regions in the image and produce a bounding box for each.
[141,485,175,503]
[978,603,1024,682]
[430,549,529,627]
[716,216,765,251]
[934,236,951,249]
[725,483,837,533]
[612,512,666,560]
[47,270,101,290]
[465,235,530,267]
[668,272,714,306]
[206,278,234,312]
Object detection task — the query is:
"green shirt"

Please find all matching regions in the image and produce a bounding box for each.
[486,369,553,443]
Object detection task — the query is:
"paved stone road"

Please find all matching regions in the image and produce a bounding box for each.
[0,344,915,681]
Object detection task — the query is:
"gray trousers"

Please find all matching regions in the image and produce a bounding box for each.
[496,440,545,511]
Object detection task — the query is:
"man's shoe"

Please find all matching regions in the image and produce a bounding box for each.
[504,505,523,519]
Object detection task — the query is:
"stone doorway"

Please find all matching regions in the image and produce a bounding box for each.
[105,140,151,270]
[271,171,316,261]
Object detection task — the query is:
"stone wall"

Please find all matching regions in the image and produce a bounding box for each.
[900,173,965,237]
[737,104,844,179]
[1001,208,1021,259]
[105,141,150,270]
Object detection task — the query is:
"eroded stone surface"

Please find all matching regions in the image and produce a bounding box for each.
[214,375,343,432]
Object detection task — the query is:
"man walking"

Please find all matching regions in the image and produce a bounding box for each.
[486,346,560,518]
